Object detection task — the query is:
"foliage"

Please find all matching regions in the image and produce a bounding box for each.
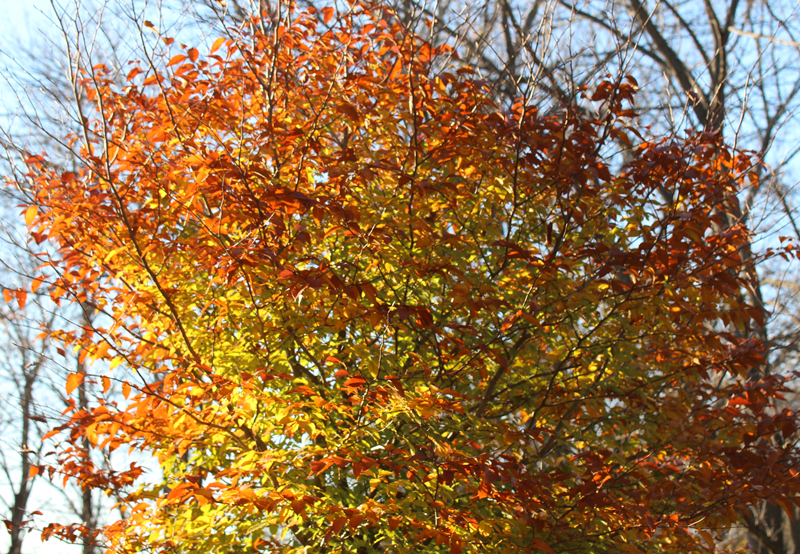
[17,4,800,553]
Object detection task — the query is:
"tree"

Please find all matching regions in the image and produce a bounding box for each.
[16,3,800,553]
[0,291,51,554]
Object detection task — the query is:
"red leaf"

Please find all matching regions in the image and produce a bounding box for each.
[330,516,347,535]
[339,102,360,122]
[309,460,332,476]
[531,538,555,554]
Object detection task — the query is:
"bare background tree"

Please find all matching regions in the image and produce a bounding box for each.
[0,276,53,554]
[0,2,155,553]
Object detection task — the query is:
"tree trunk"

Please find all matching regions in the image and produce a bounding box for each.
[78,305,96,554]
[7,365,36,554]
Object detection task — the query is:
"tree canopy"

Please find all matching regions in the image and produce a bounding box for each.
[17,3,800,553]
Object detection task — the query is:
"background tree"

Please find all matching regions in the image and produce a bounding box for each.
[0,2,156,552]
[0,284,52,554]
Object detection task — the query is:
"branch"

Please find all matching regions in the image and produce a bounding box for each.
[728,26,800,48]
[627,0,711,126]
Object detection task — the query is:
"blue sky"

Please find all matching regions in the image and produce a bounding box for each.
[0,0,49,40]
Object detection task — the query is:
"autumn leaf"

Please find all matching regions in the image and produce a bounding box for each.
[210,37,225,54]
[66,373,84,395]
[24,206,37,227]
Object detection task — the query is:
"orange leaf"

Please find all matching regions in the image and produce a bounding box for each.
[210,37,225,54]
[42,430,58,441]
[388,58,402,81]
[126,67,143,81]
[66,372,84,395]
[31,277,43,293]
[168,54,187,66]
[15,290,26,310]
[188,48,199,62]
[167,482,193,501]
[501,310,522,332]
[122,381,131,399]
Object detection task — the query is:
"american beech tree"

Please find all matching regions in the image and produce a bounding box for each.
[16,3,800,553]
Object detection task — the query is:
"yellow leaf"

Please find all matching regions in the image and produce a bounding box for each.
[24,205,37,227]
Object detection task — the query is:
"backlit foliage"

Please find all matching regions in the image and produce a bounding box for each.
[18,4,800,553]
